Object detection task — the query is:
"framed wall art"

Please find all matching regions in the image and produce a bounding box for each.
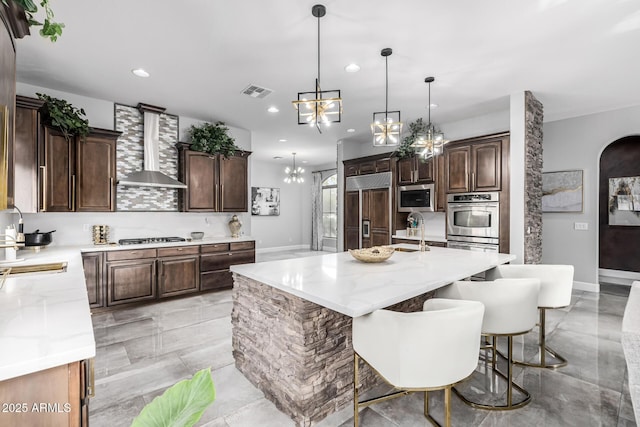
[542,170,583,213]
[251,187,280,216]
[608,176,640,226]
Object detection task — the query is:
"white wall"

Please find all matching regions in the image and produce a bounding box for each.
[250,159,311,250]
[542,104,640,286]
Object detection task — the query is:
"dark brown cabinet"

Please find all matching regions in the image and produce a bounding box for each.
[397,155,434,185]
[14,96,43,212]
[157,246,200,298]
[200,241,255,291]
[82,252,104,308]
[343,155,392,177]
[0,359,92,427]
[344,191,360,250]
[365,188,391,248]
[76,129,118,212]
[444,136,504,194]
[106,249,157,306]
[178,147,251,212]
[39,125,120,212]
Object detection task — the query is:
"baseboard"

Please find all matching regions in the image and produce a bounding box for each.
[599,268,640,286]
[256,244,309,254]
[574,280,600,293]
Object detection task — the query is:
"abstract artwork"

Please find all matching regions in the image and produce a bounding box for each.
[251,187,280,216]
[608,176,640,226]
[542,170,583,212]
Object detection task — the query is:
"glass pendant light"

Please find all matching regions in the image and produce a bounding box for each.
[284,153,305,184]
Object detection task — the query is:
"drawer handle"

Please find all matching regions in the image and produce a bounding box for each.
[177,248,183,251]
[228,253,233,256]
[130,251,138,255]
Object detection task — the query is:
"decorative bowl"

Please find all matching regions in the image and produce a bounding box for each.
[190,232,204,240]
[348,246,395,263]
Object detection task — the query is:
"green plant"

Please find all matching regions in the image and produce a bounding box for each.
[131,368,216,427]
[37,93,90,141]
[2,0,64,42]
[394,118,427,159]
[188,122,237,158]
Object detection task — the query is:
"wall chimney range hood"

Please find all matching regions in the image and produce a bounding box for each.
[118,103,187,189]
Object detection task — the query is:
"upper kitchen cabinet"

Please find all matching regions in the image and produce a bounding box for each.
[14,96,43,212]
[177,145,251,212]
[397,155,434,185]
[444,133,509,194]
[343,153,392,177]
[39,125,120,212]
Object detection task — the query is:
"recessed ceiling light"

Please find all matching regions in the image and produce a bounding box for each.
[267,106,279,113]
[132,68,150,78]
[302,160,308,164]
[429,103,438,108]
[347,128,356,133]
[279,139,287,142]
[273,156,283,159]
[345,63,360,73]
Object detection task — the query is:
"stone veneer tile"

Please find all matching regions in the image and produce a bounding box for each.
[231,273,432,427]
[524,91,543,264]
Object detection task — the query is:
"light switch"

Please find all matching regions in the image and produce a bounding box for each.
[574,222,588,231]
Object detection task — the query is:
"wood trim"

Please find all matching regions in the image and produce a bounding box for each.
[136,103,166,114]
[16,95,44,110]
[1,2,29,40]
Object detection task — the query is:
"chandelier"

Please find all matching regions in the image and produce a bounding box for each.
[410,77,448,158]
[371,48,402,147]
[291,4,342,134]
[284,153,305,184]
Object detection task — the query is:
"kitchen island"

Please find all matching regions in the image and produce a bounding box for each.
[230,246,515,426]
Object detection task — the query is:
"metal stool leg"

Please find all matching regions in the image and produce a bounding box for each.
[514,308,568,369]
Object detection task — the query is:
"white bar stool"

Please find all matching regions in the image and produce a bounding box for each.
[485,264,574,369]
[352,298,484,427]
[437,278,540,410]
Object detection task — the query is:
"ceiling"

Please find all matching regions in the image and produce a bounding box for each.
[14,0,640,167]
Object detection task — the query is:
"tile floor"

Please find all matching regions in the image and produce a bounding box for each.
[89,250,637,426]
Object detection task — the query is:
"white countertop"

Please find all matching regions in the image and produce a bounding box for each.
[0,236,256,382]
[0,247,95,381]
[231,245,515,317]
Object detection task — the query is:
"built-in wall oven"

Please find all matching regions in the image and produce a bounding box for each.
[446,192,500,252]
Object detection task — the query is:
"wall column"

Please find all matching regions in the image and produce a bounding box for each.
[524,91,544,264]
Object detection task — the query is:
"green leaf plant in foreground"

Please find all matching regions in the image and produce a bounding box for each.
[131,368,216,427]
[1,0,65,42]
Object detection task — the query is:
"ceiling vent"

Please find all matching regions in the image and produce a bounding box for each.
[241,84,273,99]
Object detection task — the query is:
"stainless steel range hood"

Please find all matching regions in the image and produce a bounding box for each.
[118,105,187,189]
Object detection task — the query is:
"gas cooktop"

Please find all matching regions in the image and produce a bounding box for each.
[118,237,186,246]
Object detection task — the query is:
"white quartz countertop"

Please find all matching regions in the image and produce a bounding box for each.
[231,245,515,317]
[0,247,96,381]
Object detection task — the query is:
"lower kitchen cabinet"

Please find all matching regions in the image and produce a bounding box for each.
[200,241,255,291]
[84,241,256,310]
[0,359,92,427]
[82,252,104,308]
[157,246,200,298]
[106,249,158,306]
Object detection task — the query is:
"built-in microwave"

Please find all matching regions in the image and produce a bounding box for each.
[397,184,435,212]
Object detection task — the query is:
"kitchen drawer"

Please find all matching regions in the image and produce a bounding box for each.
[200,243,230,253]
[107,248,157,261]
[200,270,233,291]
[157,246,200,257]
[230,241,255,251]
[200,250,255,272]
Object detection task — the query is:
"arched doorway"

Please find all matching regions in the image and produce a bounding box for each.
[598,135,640,291]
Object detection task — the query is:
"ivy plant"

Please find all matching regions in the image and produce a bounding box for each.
[188,122,237,158]
[2,0,65,42]
[37,93,90,141]
[131,368,215,427]
[394,118,427,160]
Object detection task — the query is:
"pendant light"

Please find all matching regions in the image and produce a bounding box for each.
[410,77,448,158]
[371,48,402,147]
[284,153,305,184]
[291,4,342,134]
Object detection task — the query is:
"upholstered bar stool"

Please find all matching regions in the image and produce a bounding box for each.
[485,264,574,369]
[352,299,484,427]
[437,278,540,410]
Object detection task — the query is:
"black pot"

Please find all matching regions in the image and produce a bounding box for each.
[24,229,56,247]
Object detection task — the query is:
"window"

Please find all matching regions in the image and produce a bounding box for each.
[322,174,338,238]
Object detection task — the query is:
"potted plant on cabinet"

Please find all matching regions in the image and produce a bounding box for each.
[36,93,90,142]
[188,122,238,158]
[1,0,64,41]
[394,118,427,160]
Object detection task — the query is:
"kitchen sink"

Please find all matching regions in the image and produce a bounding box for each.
[0,262,68,277]
[394,247,418,252]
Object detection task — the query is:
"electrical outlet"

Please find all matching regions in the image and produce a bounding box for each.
[574,222,588,231]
